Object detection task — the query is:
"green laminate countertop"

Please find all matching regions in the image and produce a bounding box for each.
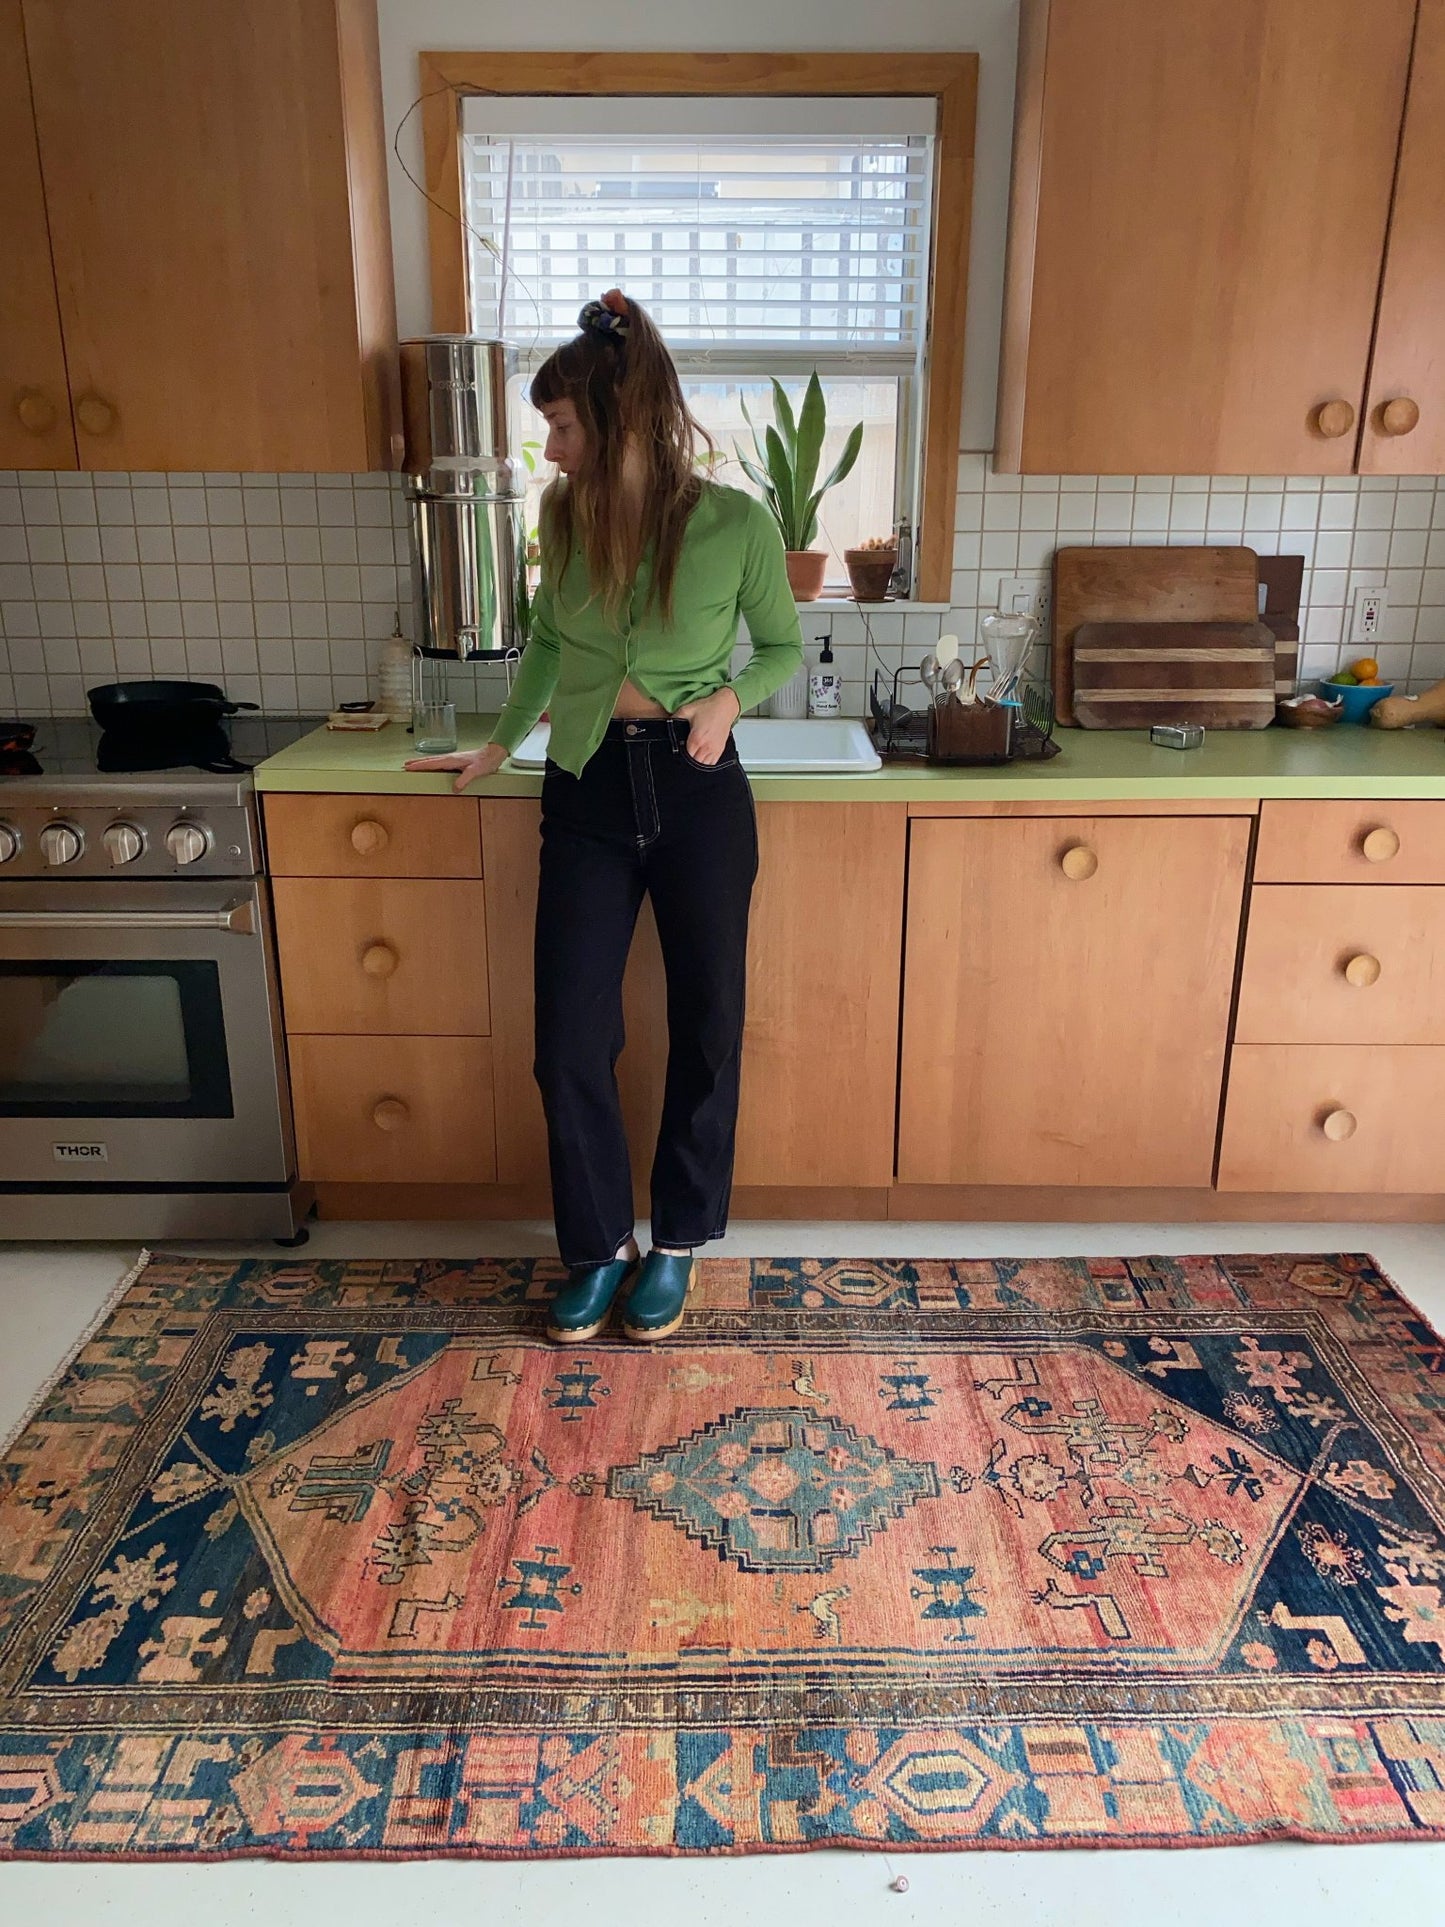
[253,714,1445,801]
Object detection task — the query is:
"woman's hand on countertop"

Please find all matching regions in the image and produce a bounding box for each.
[402,741,509,791]
[672,686,742,765]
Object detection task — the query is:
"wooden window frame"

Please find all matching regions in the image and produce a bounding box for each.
[419,50,977,605]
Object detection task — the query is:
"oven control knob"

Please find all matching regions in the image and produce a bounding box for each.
[102,821,144,866]
[0,824,18,863]
[39,822,83,866]
[166,822,210,866]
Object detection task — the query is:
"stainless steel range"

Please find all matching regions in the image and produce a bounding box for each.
[0,717,311,1241]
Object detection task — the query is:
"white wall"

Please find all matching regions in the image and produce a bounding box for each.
[375,0,1021,452]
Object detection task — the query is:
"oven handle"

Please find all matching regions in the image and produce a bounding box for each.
[0,898,255,934]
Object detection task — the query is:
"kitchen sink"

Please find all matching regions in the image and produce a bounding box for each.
[508,716,882,774]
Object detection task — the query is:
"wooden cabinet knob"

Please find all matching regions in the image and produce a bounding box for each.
[350,818,390,856]
[14,388,56,436]
[1320,1108,1357,1142]
[1060,844,1098,881]
[372,1096,410,1132]
[1343,952,1381,987]
[1361,825,1400,864]
[74,391,117,437]
[1380,396,1420,437]
[360,940,398,978]
[1313,399,1355,439]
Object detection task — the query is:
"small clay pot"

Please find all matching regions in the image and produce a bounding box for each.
[785,550,828,601]
[844,547,897,603]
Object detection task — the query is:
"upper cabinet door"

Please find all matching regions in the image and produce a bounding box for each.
[0,0,75,468]
[21,0,397,473]
[996,0,1416,475]
[1360,0,1445,474]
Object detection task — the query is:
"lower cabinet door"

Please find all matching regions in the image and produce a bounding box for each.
[898,814,1250,1186]
[1217,1044,1445,1193]
[289,1034,496,1184]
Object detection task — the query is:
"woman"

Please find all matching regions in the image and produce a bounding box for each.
[406,290,803,1344]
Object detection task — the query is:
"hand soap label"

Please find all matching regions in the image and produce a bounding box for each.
[809,670,842,716]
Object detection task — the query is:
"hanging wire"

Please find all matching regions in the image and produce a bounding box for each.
[389,77,545,360]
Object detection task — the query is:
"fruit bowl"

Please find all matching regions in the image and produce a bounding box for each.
[1319,677,1394,724]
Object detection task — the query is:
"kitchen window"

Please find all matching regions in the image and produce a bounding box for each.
[419,54,978,604]
[461,97,933,592]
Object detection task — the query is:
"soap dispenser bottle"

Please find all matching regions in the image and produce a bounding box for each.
[808,633,842,717]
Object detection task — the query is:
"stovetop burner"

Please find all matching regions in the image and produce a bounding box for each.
[94,722,253,775]
[0,713,321,782]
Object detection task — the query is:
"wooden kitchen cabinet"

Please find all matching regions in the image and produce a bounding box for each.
[271,877,490,1036]
[1360,0,1445,473]
[17,0,397,471]
[0,0,75,469]
[1218,1045,1445,1193]
[1236,886,1445,1045]
[264,794,483,880]
[289,1034,497,1185]
[997,0,1418,474]
[480,798,908,1198]
[897,814,1250,1186]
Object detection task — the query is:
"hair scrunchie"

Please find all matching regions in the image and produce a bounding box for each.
[578,289,630,340]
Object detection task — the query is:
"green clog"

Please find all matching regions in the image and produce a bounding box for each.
[621,1250,697,1342]
[546,1254,640,1343]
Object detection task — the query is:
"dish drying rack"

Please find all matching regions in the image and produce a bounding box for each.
[868,660,1059,765]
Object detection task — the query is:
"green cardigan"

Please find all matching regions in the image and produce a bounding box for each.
[488,481,805,775]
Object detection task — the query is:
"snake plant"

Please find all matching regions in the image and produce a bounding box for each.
[735,374,864,552]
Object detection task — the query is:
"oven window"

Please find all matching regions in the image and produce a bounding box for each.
[0,961,234,1117]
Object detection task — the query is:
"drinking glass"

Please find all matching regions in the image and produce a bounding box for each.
[413,699,457,755]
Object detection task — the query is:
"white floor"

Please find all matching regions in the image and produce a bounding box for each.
[3,1216,1445,1927]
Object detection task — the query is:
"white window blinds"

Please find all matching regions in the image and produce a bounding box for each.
[461,97,935,372]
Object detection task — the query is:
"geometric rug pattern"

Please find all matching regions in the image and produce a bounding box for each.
[4,1251,1445,1858]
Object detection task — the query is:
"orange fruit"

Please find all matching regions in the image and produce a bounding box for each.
[1351,656,1380,682]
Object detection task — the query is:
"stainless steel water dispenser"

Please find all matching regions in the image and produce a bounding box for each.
[399,336,529,660]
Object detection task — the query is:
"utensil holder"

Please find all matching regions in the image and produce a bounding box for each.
[926,699,1013,765]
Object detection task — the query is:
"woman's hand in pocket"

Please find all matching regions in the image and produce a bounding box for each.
[673,687,741,765]
[403,741,509,791]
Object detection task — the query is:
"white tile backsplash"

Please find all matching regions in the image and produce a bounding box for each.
[4,461,1445,721]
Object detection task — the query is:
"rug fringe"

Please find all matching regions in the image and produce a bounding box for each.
[0,1246,153,1461]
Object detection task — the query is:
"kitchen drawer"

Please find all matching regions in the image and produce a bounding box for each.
[1236,885,1445,1044]
[1217,1044,1445,1193]
[272,878,489,1035]
[264,794,482,879]
[289,1034,496,1184]
[1253,801,1445,885]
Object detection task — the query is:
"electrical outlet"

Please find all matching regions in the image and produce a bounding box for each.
[1351,586,1386,644]
[997,577,1051,624]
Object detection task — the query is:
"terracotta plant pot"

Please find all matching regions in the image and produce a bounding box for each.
[844,547,897,603]
[785,550,828,601]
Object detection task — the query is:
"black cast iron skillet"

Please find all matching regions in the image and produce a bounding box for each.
[87,679,260,734]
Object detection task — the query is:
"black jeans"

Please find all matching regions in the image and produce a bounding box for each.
[534,715,759,1267]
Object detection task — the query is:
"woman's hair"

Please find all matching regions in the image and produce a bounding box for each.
[529,291,713,621]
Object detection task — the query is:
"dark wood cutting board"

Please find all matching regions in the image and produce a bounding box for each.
[1073,620,1277,729]
[1052,546,1259,723]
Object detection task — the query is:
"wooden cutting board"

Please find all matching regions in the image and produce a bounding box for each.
[1052,546,1259,723]
[1073,620,1277,729]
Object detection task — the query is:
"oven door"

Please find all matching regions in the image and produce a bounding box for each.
[0,879,292,1186]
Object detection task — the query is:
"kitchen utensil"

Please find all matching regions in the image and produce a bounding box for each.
[86,679,260,736]
[919,652,942,704]
[980,610,1039,706]
[1072,619,1275,729]
[942,659,966,703]
[1052,547,1259,723]
[1318,677,1395,724]
[935,632,960,670]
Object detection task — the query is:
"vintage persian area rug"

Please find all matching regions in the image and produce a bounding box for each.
[4,1250,1445,1861]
